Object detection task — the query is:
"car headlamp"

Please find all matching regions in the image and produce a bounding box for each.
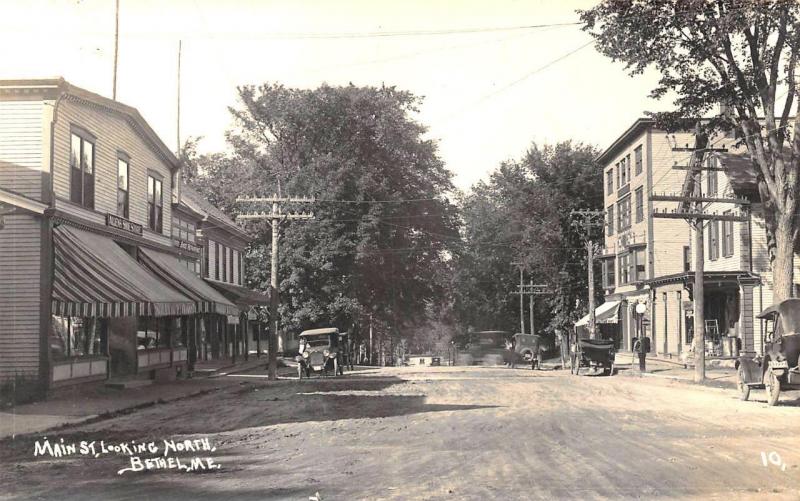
[323,349,330,357]
[302,351,310,359]
[328,351,337,359]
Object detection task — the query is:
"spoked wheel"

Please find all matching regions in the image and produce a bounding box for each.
[764,367,781,406]
[736,365,750,401]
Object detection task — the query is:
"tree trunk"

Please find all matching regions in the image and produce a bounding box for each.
[772,213,795,302]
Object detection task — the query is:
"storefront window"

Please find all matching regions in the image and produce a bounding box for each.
[51,315,105,360]
[137,317,171,350]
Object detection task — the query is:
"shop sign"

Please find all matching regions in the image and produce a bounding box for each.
[106,213,143,236]
[174,238,202,254]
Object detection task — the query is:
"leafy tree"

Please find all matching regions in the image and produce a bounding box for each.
[188,83,459,347]
[453,141,602,341]
[580,0,800,301]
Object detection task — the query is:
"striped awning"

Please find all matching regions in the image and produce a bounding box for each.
[138,247,239,317]
[206,280,270,308]
[52,225,196,317]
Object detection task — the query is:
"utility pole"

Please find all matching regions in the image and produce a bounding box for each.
[368,313,374,365]
[653,125,743,383]
[529,279,535,335]
[571,209,606,339]
[512,264,525,333]
[176,40,181,152]
[112,0,120,100]
[237,194,315,380]
[511,272,550,335]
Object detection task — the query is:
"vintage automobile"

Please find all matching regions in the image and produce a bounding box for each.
[569,328,616,376]
[455,330,511,366]
[430,357,441,366]
[509,333,543,370]
[736,298,800,406]
[296,328,341,379]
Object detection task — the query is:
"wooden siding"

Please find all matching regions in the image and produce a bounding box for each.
[649,130,695,279]
[52,99,173,239]
[0,100,45,200]
[0,214,41,379]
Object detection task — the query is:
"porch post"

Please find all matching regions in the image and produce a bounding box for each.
[738,278,757,355]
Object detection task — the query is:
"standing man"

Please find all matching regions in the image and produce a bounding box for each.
[556,328,569,370]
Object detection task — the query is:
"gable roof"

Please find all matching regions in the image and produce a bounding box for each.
[0,78,179,171]
[180,184,251,242]
[595,118,655,166]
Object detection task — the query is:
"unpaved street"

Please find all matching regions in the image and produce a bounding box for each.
[1,366,799,500]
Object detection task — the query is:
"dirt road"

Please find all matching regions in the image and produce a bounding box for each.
[1,366,799,500]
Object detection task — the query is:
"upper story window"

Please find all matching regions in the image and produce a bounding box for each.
[619,253,630,284]
[606,170,614,195]
[117,157,129,218]
[214,242,221,280]
[617,196,631,231]
[634,247,646,281]
[172,215,196,243]
[221,243,228,282]
[634,145,643,175]
[147,174,163,233]
[618,159,627,188]
[603,258,616,288]
[229,248,235,284]
[606,205,615,236]
[239,252,244,285]
[722,212,734,257]
[70,132,95,209]
[635,187,644,223]
[709,219,720,260]
[706,157,718,196]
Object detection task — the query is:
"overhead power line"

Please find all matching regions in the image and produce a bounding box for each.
[189,22,583,40]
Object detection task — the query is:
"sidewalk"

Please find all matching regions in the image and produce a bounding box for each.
[0,356,283,440]
[616,355,738,389]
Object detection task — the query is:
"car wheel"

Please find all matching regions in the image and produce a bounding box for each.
[736,365,750,401]
[764,367,781,406]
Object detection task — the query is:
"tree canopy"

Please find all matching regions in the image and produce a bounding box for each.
[186,83,459,349]
[452,141,602,342]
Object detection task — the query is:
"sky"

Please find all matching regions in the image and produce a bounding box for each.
[0,0,673,190]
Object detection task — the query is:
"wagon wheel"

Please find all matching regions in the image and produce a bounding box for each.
[764,367,781,406]
[736,365,750,401]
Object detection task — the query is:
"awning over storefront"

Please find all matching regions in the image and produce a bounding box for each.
[138,247,239,317]
[575,301,621,327]
[52,225,196,317]
[206,280,270,309]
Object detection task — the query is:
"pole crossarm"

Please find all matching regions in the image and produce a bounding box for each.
[650,193,750,205]
[652,211,748,222]
[671,165,727,171]
[237,195,316,203]
[671,147,728,152]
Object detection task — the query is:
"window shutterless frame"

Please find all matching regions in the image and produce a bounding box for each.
[117,153,130,218]
[147,172,164,233]
[69,127,96,209]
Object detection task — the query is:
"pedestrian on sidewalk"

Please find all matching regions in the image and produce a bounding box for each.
[556,328,569,370]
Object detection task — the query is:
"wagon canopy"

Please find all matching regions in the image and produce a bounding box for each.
[575,301,621,327]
